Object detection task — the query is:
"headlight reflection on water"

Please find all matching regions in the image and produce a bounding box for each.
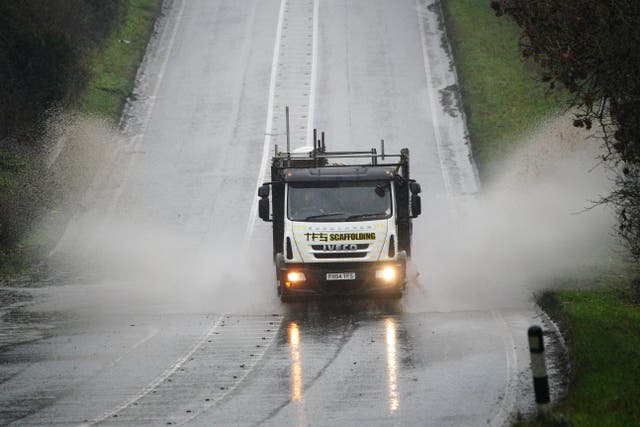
[288,322,303,402]
[287,321,307,426]
[286,318,399,421]
[385,317,400,412]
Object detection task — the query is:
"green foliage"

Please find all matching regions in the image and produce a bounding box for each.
[514,412,571,427]
[444,2,640,425]
[81,0,163,119]
[535,291,640,426]
[442,0,567,179]
[0,1,122,139]
[0,1,122,262]
[0,145,48,260]
[0,0,161,275]
[491,0,640,261]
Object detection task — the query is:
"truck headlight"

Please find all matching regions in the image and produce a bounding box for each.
[287,271,306,283]
[376,266,396,282]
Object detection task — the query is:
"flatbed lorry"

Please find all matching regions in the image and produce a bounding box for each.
[257,130,422,301]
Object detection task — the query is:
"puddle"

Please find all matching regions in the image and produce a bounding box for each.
[0,286,67,351]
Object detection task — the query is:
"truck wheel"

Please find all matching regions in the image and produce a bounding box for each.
[278,284,291,302]
[389,290,403,300]
[280,289,293,303]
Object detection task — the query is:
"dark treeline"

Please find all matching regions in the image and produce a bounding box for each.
[0,0,121,141]
[492,0,640,261]
[0,1,121,265]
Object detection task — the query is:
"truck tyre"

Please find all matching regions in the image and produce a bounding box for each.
[275,253,286,301]
[279,288,292,303]
[388,290,403,300]
[278,282,297,302]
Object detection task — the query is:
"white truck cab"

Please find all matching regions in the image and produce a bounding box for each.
[258,133,421,301]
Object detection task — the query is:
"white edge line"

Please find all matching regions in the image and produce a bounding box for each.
[489,310,519,427]
[537,307,568,357]
[48,0,185,258]
[416,0,454,199]
[111,326,160,366]
[105,0,186,222]
[306,0,319,146]
[81,315,225,427]
[244,0,288,245]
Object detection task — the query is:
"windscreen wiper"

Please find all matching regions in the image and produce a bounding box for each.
[304,212,345,221]
[345,213,387,221]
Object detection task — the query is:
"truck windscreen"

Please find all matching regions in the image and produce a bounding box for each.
[287,181,392,222]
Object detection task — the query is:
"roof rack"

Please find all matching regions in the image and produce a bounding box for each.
[271,107,409,178]
[273,134,404,167]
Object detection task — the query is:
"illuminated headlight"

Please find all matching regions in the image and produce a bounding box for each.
[376,266,396,282]
[287,271,306,282]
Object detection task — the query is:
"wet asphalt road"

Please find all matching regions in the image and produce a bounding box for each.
[1,0,546,425]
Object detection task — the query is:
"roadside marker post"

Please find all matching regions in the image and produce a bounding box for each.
[528,325,550,413]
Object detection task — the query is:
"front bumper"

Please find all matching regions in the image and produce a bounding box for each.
[277,257,406,296]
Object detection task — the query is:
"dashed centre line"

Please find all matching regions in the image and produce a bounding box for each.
[246,0,319,242]
[82,315,283,426]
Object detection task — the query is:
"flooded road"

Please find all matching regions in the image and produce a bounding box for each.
[0,286,537,426]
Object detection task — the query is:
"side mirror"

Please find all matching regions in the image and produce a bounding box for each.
[258,184,270,198]
[259,198,271,222]
[411,195,421,218]
[409,181,421,195]
[394,174,406,187]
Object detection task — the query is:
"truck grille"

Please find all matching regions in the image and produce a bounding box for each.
[314,252,368,259]
[311,243,370,259]
[310,244,369,250]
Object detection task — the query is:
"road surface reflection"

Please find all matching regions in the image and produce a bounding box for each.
[385,317,400,413]
[287,321,307,426]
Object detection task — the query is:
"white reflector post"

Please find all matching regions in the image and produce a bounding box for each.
[528,325,550,413]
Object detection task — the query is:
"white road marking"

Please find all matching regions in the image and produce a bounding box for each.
[80,315,224,427]
[105,0,186,221]
[416,4,519,423]
[416,0,454,200]
[111,326,160,366]
[489,310,519,427]
[177,316,285,425]
[306,0,320,146]
[245,0,319,243]
[48,0,185,258]
[410,0,456,299]
[244,0,287,245]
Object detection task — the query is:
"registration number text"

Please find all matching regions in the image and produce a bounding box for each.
[326,272,356,280]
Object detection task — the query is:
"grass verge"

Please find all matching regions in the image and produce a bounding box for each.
[442,0,567,180]
[443,1,640,426]
[80,0,163,119]
[0,0,162,280]
[522,288,640,426]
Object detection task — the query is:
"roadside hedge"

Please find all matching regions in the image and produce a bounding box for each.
[0,0,121,140]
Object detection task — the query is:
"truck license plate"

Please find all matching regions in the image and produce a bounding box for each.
[326,272,356,281]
